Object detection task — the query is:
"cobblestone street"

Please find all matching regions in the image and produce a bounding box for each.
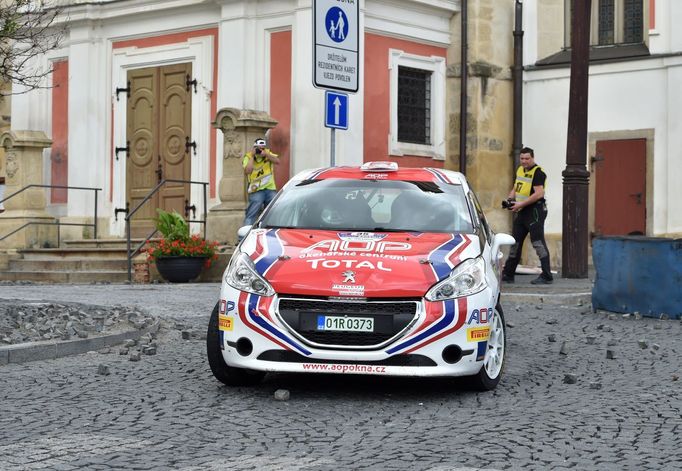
[0,284,681,470]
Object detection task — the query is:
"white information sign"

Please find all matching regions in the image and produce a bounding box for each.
[313,0,359,93]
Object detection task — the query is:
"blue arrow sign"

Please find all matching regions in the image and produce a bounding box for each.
[325,91,348,130]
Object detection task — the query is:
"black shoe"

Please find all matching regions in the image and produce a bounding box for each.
[502,274,515,283]
[531,275,553,285]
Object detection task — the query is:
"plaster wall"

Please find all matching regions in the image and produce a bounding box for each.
[9,0,457,239]
[524,59,681,236]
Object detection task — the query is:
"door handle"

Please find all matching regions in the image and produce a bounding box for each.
[629,192,643,204]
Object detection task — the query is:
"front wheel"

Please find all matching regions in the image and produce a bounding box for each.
[465,303,506,391]
[206,302,265,386]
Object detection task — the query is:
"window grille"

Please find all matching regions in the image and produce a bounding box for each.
[598,0,615,45]
[623,0,643,43]
[397,66,431,145]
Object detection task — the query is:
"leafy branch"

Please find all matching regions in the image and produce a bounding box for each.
[1,1,65,96]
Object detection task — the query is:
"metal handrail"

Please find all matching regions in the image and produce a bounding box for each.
[0,184,101,244]
[124,178,208,281]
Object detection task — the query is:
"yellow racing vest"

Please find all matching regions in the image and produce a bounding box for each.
[243,149,278,193]
[514,165,544,202]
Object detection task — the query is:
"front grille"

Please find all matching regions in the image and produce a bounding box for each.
[277,297,419,349]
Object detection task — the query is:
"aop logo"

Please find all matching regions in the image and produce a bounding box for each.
[467,307,492,325]
[302,239,411,254]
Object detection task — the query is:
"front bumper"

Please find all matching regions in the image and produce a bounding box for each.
[216,284,498,377]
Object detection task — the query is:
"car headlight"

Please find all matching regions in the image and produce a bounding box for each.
[224,252,275,297]
[425,257,487,301]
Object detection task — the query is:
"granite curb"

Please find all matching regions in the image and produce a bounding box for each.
[0,320,162,366]
[502,291,592,306]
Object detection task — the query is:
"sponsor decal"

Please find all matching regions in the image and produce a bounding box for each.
[332,283,365,296]
[302,363,387,374]
[302,239,411,254]
[363,173,389,179]
[338,232,388,241]
[219,314,234,332]
[467,326,490,342]
[306,258,391,271]
[219,300,236,315]
[467,307,492,325]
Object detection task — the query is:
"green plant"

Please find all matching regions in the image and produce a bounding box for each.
[155,209,189,241]
[145,209,219,267]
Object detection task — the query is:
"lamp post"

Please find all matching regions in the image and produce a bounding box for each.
[562,0,591,278]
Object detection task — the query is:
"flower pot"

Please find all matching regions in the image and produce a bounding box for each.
[155,256,207,283]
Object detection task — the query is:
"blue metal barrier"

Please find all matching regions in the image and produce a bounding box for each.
[592,236,682,319]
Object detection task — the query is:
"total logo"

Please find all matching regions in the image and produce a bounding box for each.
[302,239,411,254]
[306,258,391,271]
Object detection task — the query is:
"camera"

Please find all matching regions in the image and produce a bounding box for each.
[501,198,515,210]
[255,148,262,155]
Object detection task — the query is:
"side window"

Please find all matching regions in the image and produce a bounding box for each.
[468,191,492,245]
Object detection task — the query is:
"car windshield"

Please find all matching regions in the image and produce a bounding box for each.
[260,178,475,233]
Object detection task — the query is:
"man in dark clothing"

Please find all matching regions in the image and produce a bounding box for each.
[502,147,553,284]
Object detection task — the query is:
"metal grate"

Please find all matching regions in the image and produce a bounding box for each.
[277,298,418,349]
[397,66,431,145]
[598,0,615,45]
[623,0,643,43]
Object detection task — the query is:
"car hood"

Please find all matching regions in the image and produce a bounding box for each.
[241,229,481,298]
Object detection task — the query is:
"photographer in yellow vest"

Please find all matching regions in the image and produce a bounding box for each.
[502,147,553,284]
[242,138,280,226]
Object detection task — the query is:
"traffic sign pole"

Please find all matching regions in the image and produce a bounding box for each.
[330,128,336,167]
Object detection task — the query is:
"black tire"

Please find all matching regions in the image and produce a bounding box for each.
[206,302,265,386]
[464,303,506,391]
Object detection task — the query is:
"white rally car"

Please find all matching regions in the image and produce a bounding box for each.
[207,162,514,390]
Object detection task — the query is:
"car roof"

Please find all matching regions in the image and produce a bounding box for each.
[286,164,468,189]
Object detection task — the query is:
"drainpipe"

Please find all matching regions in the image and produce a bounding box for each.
[512,0,524,168]
[459,0,468,176]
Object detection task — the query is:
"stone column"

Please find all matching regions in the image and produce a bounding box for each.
[208,108,278,245]
[0,130,57,249]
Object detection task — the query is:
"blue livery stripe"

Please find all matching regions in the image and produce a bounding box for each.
[430,235,463,280]
[476,341,487,360]
[254,229,284,275]
[426,168,448,183]
[385,299,456,354]
[247,295,311,356]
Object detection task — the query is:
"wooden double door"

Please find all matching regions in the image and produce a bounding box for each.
[127,63,192,237]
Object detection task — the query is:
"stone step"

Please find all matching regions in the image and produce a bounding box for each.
[63,238,159,249]
[1,270,129,283]
[18,248,135,260]
[8,258,129,272]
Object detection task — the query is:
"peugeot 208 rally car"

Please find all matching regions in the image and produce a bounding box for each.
[207,162,515,390]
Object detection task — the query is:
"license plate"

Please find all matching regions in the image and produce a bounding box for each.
[317,315,374,332]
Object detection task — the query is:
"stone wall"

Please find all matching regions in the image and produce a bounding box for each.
[446,0,515,235]
[446,0,562,272]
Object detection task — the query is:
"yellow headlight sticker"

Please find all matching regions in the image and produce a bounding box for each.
[467,326,490,342]
[218,314,234,332]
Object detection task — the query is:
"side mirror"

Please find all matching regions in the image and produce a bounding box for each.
[237,225,252,241]
[491,233,515,260]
